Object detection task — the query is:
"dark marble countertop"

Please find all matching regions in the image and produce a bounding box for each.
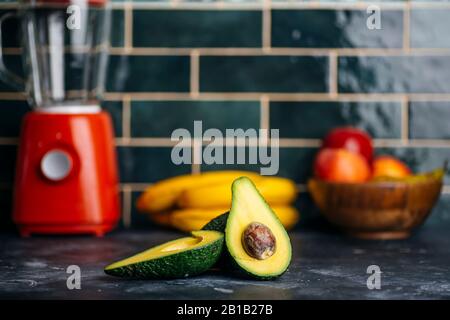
[0,226,450,300]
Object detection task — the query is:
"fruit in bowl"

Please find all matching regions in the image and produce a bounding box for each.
[309,126,446,239]
[313,126,413,184]
[372,155,412,179]
[308,167,444,240]
[322,127,373,162]
[314,148,370,183]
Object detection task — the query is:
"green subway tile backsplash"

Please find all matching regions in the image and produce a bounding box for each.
[133,10,262,48]
[277,147,318,183]
[131,100,260,137]
[111,9,125,47]
[102,100,123,137]
[0,55,23,92]
[409,102,450,139]
[200,56,329,92]
[200,146,265,174]
[0,10,20,48]
[2,53,108,92]
[130,191,155,229]
[0,101,29,137]
[270,101,402,139]
[0,146,17,184]
[1,1,450,229]
[272,9,403,48]
[426,194,450,226]
[0,189,14,231]
[411,9,450,49]
[18,7,116,47]
[338,56,450,93]
[106,55,190,92]
[118,147,191,183]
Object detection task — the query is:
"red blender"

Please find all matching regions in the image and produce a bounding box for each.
[0,0,120,236]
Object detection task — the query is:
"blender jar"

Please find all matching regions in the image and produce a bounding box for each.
[0,0,111,109]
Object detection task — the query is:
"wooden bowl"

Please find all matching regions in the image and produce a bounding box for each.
[308,178,443,240]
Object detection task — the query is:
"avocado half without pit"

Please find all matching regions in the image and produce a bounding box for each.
[203,177,292,279]
[104,230,224,279]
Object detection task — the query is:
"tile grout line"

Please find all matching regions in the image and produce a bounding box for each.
[2,1,450,10]
[329,50,338,98]
[191,137,202,175]
[101,92,450,102]
[118,182,450,194]
[4,135,450,148]
[115,137,188,147]
[260,95,270,131]
[0,138,19,145]
[124,0,133,51]
[122,95,131,142]
[107,2,429,11]
[120,183,151,192]
[122,184,132,228]
[403,0,411,52]
[111,137,450,148]
[105,47,434,55]
[407,139,450,148]
[260,95,270,146]
[401,95,409,145]
[278,139,321,148]
[0,92,27,100]
[108,47,450,56]
[190,50,200,98]
[2,48,21,54]
[262,0,272,52]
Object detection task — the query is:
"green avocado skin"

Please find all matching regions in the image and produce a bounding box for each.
[202,212,229,232]
[104,236,224,279]
[202,213,285,280]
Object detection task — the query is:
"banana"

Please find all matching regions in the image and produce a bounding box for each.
[170,218,210,233]
[177,177,297,209]
[167,205,300,232]
[371,167,446,184]
[136,171,261,213]
[274,206,300,230]
[171,207,227,222]
[406,167,446,183]
[148,212,171,226]
[169,208,226,232]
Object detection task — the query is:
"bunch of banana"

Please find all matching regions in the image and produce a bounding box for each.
[137,171,300,232]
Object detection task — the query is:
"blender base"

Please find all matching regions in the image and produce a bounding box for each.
[13,110,121,237]
[18,223,117,238]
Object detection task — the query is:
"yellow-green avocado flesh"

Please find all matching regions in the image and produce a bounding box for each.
[204,177,292,279]
[104,230,224,279]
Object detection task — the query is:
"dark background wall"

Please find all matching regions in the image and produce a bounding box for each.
[1,0,450,230]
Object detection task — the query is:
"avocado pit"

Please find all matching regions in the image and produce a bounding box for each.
[242,222,276,260]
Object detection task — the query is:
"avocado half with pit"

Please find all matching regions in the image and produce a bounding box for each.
[203,177,292,279]
[104,230,224,279]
